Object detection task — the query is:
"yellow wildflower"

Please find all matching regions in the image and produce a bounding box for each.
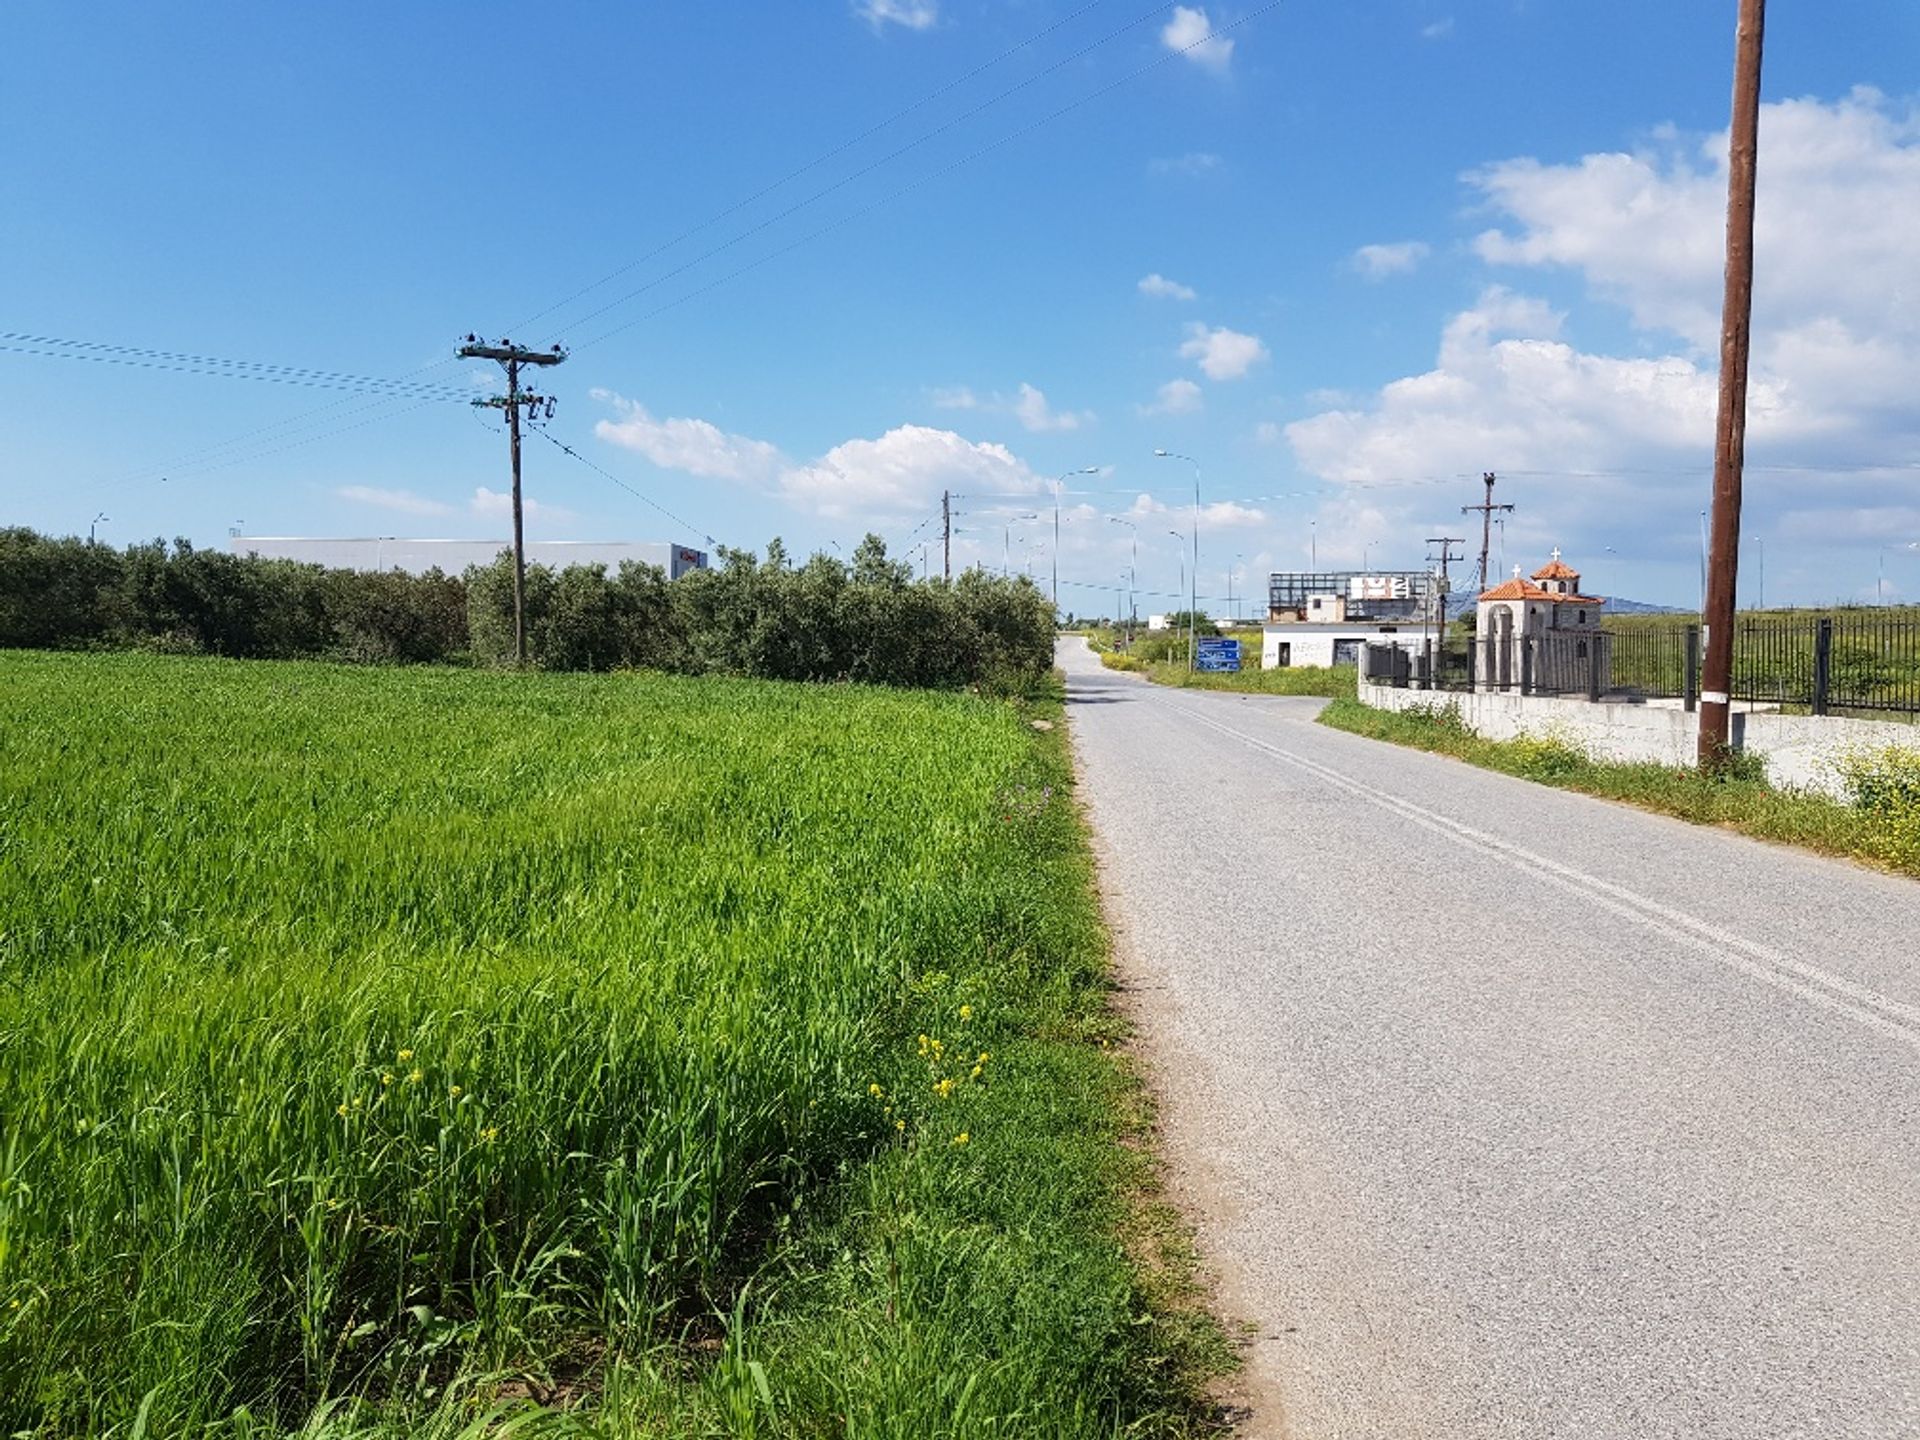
[934,1077,955,1099]
[951,1132,970,1147]
[958,1004,974,1022]
[448,1085,463,1099]
[970,1065,983,1080]
[380,1072,394,1087]
[407,1068,423,1085]
[481,1126,499,1143]
[977,1051,989,1064]
[867,1083,885,1098]
[895,1118,906,1132]
[397,1048,415,1063]
[335,1102,349,1117]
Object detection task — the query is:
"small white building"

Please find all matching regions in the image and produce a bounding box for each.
[1475,551,1608,691]
[1262,622,1428,670]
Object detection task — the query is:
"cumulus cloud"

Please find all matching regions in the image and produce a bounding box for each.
[1162,6,1234,72]
[472,487,572,524]
[1285,91,1920,596]
[1149,151,1223,177]
[594,392,786,483]
[336,485,453,517]
[1144,378,1204,415]
[1180,323,1269,380]
[1011,382,1093,433]
[781,425,1040,519]
[855,0,937,30]
[1123,492,1268,532]
[1349,241,1431,279]
[1138,272,1198,301]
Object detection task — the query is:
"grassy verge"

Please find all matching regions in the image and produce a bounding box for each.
[0,652,1227,1436]
[1099,648,1357,699]
[1317,694,1920,878]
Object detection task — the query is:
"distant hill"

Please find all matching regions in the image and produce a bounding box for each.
[1441,592,1686,619]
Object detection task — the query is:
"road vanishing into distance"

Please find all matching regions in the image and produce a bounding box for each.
[1059,639,1920,1440]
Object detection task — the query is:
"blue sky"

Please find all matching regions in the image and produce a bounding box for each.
[3,1,1916,611]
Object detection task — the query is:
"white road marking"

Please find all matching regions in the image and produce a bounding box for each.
[1172,700,1920,1057]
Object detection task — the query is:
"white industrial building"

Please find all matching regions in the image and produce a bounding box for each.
[231,536,709,578]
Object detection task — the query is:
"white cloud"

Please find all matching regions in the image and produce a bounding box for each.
[1149,151,1222,178]
[1124,492,1268,532]
[1138,272,1198,301]
[781,425,1040,520]
[1254,421,1283,445]
[1012,382,1093,433]
[593,392,786,483]
[1421,17,1454,39]
[1285,91,1920,595]
[929,385,978,410]
[1144,378,1204,415]
[1350,241,1432,280]
[471,487,573,525]
[1162,6,1234,72]
[1180,323,1269,380]
[336,485,452,517]
[855,0,938,31]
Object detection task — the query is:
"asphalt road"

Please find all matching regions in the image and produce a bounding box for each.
[1059,638,1920,1440]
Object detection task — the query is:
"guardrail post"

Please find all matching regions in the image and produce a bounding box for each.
[1812,616,1832,716]
[1684,625,1700,713]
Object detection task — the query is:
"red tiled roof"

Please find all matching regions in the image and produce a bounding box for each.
[1478,577,1604,604]
[1532,558,1580,580]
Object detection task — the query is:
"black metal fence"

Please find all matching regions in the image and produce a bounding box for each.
[1375,612,1920,718]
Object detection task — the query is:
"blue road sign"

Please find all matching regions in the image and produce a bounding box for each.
[1196,637,1241,673]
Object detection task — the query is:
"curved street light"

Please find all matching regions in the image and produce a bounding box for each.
[1108,515,1138,642]
[1052,467,1100,619]
[1154,450,1200,670]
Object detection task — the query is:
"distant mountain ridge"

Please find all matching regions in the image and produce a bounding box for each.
[1440,592,1687,619]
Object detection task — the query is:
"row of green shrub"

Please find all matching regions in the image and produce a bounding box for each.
[0,529,1054,690]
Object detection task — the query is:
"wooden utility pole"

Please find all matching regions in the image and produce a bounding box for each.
[459,335,567,666]
[1699,0,1766,767]
[942,489,951,581]
[1462,472,1514,593]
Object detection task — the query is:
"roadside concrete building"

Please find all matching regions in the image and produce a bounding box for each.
[1261,569,1442,669]
[231,536,709,578]
[1474,551,1608,692]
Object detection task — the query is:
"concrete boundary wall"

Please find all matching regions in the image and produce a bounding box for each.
[1356,679,1918,800]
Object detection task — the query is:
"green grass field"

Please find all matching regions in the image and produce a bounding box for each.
[0,652,1222,1437]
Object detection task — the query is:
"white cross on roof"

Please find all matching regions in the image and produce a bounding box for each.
[1550,546,1563,562]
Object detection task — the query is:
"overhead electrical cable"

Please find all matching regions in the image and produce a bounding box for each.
[0,334,475,402]
[543,0,1178,341]
[505,0,1118,334]
[573,2,1285,352]
[531,428,718,547]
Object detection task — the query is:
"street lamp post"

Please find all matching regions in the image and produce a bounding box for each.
[1004,511,1038,575]
[1749,534,1765,612]
[1053,467,1099,622]
[1167,529,1186,621]
[88,512,108,545]
[1107,516,1138,646]
[1154,450,1201,671]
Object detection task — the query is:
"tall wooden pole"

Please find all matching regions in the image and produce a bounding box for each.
[458,337,567,668]
[1698,0,1766,767]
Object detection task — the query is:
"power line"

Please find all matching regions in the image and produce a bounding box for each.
[0,333,474,402]
[531,428,718,547]
[573,1,1284,352]
[549,1,1176,344]
[505,0,1120,336]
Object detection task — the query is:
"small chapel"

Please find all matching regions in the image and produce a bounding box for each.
[1474,551,1609,692]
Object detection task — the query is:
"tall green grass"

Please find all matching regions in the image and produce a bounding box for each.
[0,652,1221,1436]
